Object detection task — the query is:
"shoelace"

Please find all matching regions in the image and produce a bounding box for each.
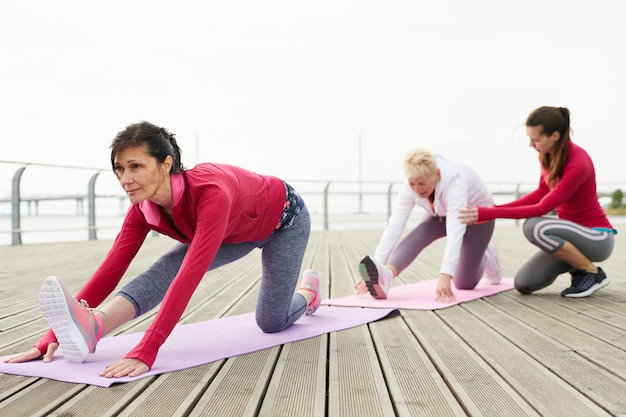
[79,299,105,316]
[78,299,104,350]
[571,273,595,290]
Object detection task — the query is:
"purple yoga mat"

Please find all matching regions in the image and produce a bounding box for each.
[323,277,515,309]
[0,306,393,387]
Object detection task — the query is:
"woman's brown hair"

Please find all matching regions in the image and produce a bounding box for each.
[526,106,571,187]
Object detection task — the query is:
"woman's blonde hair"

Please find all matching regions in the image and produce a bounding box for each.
[403,149,438,179]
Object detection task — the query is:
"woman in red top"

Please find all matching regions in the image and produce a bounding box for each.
[459,106,616,297]
[5,121,322,378]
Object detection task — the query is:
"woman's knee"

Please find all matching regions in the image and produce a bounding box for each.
[522,217,540,241]
[514,280,535,295]
[514,274,556,295]
[455,281,478,290]
[256,318,283,334]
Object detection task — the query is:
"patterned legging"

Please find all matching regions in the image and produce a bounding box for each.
[515,216,615,294]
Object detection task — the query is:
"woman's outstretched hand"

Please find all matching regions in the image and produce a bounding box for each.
[458,206,479,225]
[435,274,456,303]
[4,343,149,379]
[3,343,58,364]
[100,357,150,378]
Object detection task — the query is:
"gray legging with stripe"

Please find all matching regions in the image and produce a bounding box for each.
[515,216,615,294]
[118,204,311,333]
[387,216,495,290]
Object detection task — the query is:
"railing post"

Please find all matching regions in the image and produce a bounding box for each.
[323,182,331,231]
[387,182,395,220]
[11,166,27,245]
[87,172,99,240]
[514,183,521,226]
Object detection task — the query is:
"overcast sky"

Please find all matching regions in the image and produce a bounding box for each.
[2,0,625,189]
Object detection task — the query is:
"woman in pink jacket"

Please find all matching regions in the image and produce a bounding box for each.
[460,106,615,297]
[5,121,322,378]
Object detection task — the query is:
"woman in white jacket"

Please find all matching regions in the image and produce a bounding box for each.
[354,149,502,303]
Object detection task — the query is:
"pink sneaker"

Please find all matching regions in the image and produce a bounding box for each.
[299,269,322,315]
[39,276,103,363]
[359,256,392,299]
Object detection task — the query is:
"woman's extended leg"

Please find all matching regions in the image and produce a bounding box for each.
[118,239,259,317]
[386,215,446,273]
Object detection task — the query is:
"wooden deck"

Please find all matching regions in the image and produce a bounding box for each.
[0,225,624,417]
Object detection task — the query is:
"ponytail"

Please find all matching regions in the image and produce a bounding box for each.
[158,127,185,173]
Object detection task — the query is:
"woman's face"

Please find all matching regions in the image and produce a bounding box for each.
[408,170,439,199]
[526,125,560,154]
[113,145,172,205]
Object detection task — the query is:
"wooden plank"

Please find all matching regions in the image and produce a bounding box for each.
[257,336,328,417]
[115,364,223,417]
[51,377,157,417]
[329,324,396,417]
[187,347,281,417]
[483,293,626,415]
[0,379,88,417]
[402,309,542,416]
[369,313,468,416]
[444,299,616,416]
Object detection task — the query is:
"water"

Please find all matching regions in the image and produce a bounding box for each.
[2,197,622,246]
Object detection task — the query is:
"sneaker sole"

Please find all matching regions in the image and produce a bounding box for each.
[359,257,388,300]
[40,278,91,363]
[562,278,611,298]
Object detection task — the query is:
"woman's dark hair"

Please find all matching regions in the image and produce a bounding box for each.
[526,106,571,186]
[110,121,185,174]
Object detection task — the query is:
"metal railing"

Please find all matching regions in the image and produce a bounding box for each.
[0,161,127,245]
[1,161,623,245]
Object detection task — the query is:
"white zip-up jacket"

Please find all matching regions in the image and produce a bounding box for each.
[373,155,493,277]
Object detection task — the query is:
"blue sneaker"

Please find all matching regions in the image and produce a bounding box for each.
[561,267,610,298]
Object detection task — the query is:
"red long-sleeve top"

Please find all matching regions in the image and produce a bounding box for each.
[36,163,286,368]
[477,142,613,229]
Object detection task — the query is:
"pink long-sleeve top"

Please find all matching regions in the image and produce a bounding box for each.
[477,142,613,229]
[36,163,286,368]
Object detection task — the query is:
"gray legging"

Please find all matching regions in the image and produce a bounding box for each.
[387,216,495,290]
[515,216,614,294]
[119,204,311,333]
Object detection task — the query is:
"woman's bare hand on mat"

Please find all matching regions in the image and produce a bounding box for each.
[458,206,478,224]
[100,358,149,378]
[435,274,456,303]
[353,280,369,295]
[4,343,58,364]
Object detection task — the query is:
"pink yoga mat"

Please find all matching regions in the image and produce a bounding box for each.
[0,306,392,387]
[323,277,515,309]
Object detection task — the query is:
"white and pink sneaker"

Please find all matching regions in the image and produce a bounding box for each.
[39,276,103,363]
[482,244,503,285]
